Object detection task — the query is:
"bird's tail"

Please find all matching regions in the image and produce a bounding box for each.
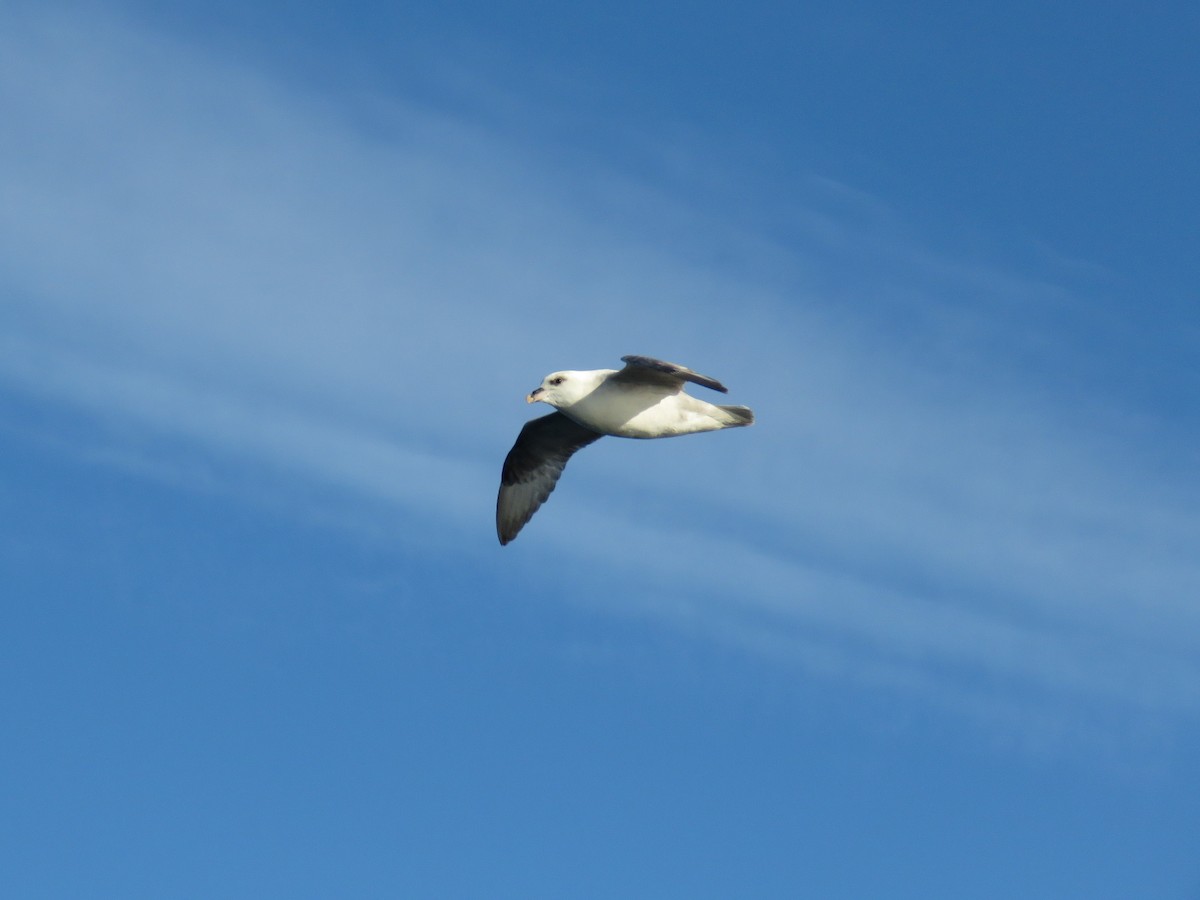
[718,405,755,427]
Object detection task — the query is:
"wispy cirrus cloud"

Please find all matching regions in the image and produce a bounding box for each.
[2,5,1198,742]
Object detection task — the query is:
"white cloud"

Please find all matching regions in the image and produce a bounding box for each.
[2,5,1198,739]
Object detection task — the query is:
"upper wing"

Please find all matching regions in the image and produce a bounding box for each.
[496,412,604,545]
[613,355,729,393]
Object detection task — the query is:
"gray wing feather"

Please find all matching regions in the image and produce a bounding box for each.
[497,412,603,545]
[616,355,729,393]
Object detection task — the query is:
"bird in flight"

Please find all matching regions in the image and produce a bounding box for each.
[497,355,754,544]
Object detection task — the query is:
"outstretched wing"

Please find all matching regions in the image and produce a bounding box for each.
[614,355,729,393]
[497,412,604,545]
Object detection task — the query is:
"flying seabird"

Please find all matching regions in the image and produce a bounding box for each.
[496,355,754,544]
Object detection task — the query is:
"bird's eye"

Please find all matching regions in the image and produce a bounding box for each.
[549,376,564,386]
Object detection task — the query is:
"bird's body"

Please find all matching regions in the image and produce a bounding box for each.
[496,355,753,544]
[547,368,747,438]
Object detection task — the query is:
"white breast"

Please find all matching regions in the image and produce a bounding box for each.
[563,382,726,438]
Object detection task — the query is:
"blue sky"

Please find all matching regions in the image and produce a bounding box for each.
[2,1,1199,896]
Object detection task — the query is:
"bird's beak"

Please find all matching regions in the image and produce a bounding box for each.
[526,386,544,404]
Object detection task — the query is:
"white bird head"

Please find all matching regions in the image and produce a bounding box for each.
[526,370,600,408]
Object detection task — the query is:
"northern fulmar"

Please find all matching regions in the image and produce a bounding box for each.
[497,355,754,544]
